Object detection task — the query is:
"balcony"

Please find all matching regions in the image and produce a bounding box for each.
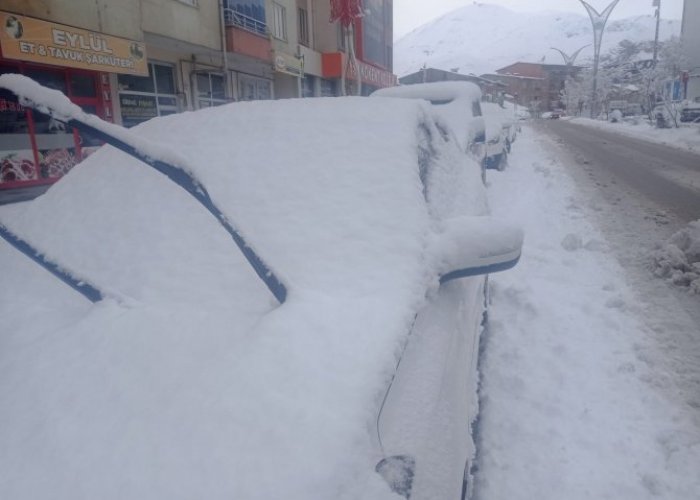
[223,8,266,35]
[223,9,271,62]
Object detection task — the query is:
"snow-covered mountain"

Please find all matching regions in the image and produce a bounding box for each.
[394,3,681,77]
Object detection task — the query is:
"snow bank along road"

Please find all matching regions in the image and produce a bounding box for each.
[474,125,700,500]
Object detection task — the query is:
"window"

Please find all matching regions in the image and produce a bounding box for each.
[196,72,227,108]
[271,2,287,40]
[320,79,337,97]
[223,0,266,35]
[298,7,309,46]
[337,24,346,52]
[118,62,178,127]
[1,64,102,187]
[301,75,315,98]
[238,76,272,101]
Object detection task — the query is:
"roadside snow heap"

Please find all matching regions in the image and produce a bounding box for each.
[650,219,700,293]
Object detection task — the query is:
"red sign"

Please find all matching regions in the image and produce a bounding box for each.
[321,52,396,88]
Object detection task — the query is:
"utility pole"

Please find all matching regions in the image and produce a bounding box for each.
[579,0,620,118]
[652,0,661,65]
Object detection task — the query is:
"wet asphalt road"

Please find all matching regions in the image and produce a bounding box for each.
[536,119,700,224]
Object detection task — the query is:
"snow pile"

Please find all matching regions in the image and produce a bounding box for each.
[651,219,700,293]
[570,116,700,153]
[0,82,474,499]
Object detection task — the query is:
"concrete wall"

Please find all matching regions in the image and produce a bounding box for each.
[1,0,142,40]
[681,0,700,70]
[310,0,338,54]
[141,0,222,50]
[3,0,224,50]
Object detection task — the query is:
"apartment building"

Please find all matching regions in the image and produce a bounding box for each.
[681,0,700,102]
[0,0,397,198]
[483,62,582,113]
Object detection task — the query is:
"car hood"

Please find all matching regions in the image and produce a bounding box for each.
[0,94,488,499]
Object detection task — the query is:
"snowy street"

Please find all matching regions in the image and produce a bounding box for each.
[540,119,700,223]
[475,125,700,499]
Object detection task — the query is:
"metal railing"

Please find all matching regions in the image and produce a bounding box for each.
[223,8,267,36]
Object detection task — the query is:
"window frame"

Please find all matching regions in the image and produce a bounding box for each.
[195,72,228,108]
[117,61,178,127]
[297,6,309,47]
[271,2,287,41]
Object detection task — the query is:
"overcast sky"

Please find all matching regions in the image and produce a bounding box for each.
[394,0,686,39]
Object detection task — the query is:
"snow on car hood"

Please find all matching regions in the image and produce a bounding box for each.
[0,86,460,499]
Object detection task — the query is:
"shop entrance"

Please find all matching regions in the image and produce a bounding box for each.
[0,61,108,193]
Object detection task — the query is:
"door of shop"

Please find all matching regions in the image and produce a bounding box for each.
[0,62,107,192]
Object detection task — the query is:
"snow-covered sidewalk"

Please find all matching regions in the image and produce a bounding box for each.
[568,116,700,153]
[474,127,700,500]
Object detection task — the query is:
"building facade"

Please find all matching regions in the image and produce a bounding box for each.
[483,62,581,114]
[398,67,506,101]
[681,0,700,102]
[0,0,396,197]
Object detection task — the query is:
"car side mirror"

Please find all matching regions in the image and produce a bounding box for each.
[375,455,415,499]
[433,216,524,283]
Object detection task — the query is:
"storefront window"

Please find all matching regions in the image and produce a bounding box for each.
[320,79,337,97]
[118,62,178,127]
[0,65,35,184]
[238,75,272,101]
[301,75,315,98]
[196,72,227,108]
[70,73,98,98]
[0,64,103,188]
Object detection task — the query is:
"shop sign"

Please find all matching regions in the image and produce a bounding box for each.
[119,94,157,120]
[0,11,148,75]
[348,60,397,88]
[322,53,396,88]
[273,52,303,77]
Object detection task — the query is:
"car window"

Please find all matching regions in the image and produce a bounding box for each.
[472,100,482,117]
[428,99,453,106]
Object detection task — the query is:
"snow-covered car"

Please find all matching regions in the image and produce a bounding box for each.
[680,98,700,123]
[370,82,487,166]
[482,101,516,171]
[0,75,522,500]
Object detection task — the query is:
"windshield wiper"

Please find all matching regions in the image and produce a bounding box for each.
[0,75,287,304]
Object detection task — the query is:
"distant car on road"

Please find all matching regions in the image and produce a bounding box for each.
[481,101,516,171]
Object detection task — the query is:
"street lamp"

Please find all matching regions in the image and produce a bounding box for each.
[550,45,590,66]
[578,0,620,117]
[652,0,661,65]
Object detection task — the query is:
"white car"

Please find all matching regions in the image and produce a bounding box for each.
[481,101,517,171]
[371,82,487,172]
[0,75,522,500]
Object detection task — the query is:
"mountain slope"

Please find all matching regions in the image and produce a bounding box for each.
[394,3,681,77]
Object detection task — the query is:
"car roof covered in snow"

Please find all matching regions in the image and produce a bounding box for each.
[371,82,485,153]
[371,81,482,103]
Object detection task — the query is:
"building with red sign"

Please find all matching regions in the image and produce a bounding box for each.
[1,0,397,202]
[481,62,582,115]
